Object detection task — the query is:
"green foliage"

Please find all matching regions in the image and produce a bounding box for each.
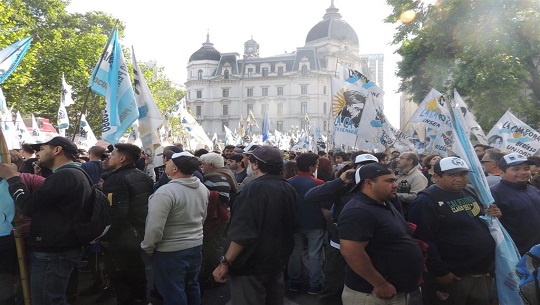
[0,0,184,139]
[387,0,540,129]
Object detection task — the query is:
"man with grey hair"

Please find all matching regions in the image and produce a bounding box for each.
[480,148,507,186]
[395,151,428,217]
[199,152,238,286]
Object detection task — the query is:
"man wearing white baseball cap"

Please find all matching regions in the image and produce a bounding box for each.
[409,156,501,305]
[490,152,540,255]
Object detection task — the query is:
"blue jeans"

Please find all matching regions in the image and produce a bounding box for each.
[30,248,83,305]
[151,245,202,305]
[288,229,325,289]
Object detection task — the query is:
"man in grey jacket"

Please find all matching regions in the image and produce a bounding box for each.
[141,151,209,305]
[395,151,428,217]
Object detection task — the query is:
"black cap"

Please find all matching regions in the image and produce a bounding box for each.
[163,146,183,159]
[245,146,282,164]
[30,137,78,156]
[350,163,393,192]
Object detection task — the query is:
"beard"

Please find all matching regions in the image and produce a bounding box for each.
[247,163,256,176]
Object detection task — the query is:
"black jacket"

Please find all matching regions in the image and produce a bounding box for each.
[227,174,298,276]
[7,163,93,252]
[102,164,153,240]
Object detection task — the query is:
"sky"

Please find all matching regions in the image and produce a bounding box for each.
[67,0,403,126]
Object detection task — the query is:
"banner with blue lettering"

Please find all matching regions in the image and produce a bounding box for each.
[409,89,453,156]
[486,110,540,157]
[0,36,32,85]
[89,28,138,144]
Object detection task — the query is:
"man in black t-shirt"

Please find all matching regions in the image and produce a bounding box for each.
[409,157,501,305]
[338,163,423,305]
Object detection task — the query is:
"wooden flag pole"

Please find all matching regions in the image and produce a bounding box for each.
[0,127,31,305]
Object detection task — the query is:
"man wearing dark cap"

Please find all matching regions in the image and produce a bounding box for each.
[490,152,540,255]
[213,146,298,305]
[338,163,423,305]
[102,143,154,305]
[153,145,183,191]
[0,137,92,305]
[409,157,501,305]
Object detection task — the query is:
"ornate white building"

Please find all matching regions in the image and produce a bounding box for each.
[185,2,384,138]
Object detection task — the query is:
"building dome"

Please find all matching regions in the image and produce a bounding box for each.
[305,1,359,47]
[189,33,221,62]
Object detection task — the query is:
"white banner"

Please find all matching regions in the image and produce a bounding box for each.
[486,110,540,157]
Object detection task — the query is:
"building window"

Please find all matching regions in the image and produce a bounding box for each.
[301,65,308,76]
[196,90,202,99]
[301,85,308,95]
[323,102,327,114]
[278,66,284,76]
[196,105,202,117]
[277,86,283,96]
[277,121,283,132]
[223,104,229,116]
[262,87,268,96]
[222,89,229,98]
[224,69,230,79]
[197,70,203,80]
[247,68,253,78]
[323,86,327,94]
[262,67,269,77]
[247,104,254,113]
[247,88,253,97]
[277,103,283,115]
[301,101,307,114]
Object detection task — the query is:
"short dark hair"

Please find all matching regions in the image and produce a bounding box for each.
[422,154,440,170]
[334,151,350,162]
[296,153,319,172]
[474,143,492,150]
[21,143,35,154]
[317,151,327,157]
[249,154,283,175]
[114,143,141,163]
[484,148,506,163]
[194,148,209,157]
[224,145,235,150]
[527,156,540,166]
[88,146,106,157]
[373,152,387,162]
[228,154,243,162]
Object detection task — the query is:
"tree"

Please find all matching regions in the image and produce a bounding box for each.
[0,0,184,140]
[386,0,540,129]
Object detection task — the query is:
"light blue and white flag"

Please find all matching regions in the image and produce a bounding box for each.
[485,110,540,157]
[224,125,237,145]
[453,90,487,144]
[262,107,270,142]
[89,28,138,144]
[0,36,32,84]
[131,47,163,157]
[73,114,98,151]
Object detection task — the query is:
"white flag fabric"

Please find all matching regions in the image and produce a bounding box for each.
[31,114,45,143]
[453,90,487,144]
[0,88,8,116]
[224,125,237,145]
[57,101,69,136]
[486,110,540,156]
[132,47,163,157]
[1,114,19,149]
[15,111,33,144]
[73,114,98,151]
[408,89,454,156]
[177,106,213,150]
[62,74,75,107]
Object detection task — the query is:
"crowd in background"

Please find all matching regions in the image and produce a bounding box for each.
[1,138,540,305]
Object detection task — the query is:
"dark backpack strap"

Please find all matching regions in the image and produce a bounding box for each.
[418,187,448,224]
[63,165,95,188]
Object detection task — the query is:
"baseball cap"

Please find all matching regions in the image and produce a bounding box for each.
[240,143,260,153]
[163,146,183,159]
[171,151,196,167]
[350,163,393,192]
[498,153,532,170]
[30,137,78,156]
[245,146,282,164]
[433,157,470,176]
[354,153,378,165]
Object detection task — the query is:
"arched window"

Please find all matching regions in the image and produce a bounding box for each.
[301,65,308,76]
[224,69,230,79]
[197,70,203,80]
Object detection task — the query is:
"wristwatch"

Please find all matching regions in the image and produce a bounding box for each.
[219,255,231,267]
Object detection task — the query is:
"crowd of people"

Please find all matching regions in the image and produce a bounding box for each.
[1,137,540,305]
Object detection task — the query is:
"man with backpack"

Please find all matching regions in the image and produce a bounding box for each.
[0,137,92,305]
[409,157,501,305]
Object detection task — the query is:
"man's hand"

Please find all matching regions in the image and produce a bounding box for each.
[435,272,460,286]
[373,281,397,300]
[0,163,19,179]
[485,204,502,218]
[339,168,356,184]
[212,264,229,283]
